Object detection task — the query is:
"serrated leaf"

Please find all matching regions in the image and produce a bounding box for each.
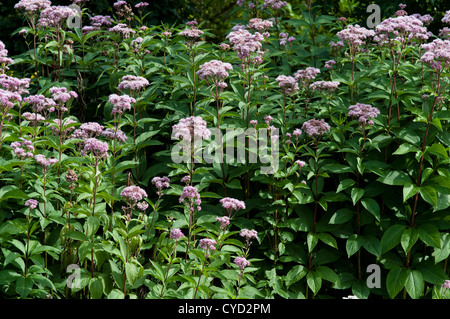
[405,269,424,299]
[417,224,441,248]
[401,227,419,254]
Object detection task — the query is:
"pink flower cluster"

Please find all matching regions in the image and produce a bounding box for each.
[0,74,30,95]
[11,138,34,159]
[50,87,78,107]
[348,103,380,126]
[118,75,149,92]
[197,60,233,89]
[172,116,211,141]
[151,176,170,195]
[234,256,250,270]
[302,119,331,138]
[38,5,78,28]
[216,216,230,229]
[0,41,14,69]
[179,185,202,212]
[101,128,127,143]
[170,228,184,240]
[226,29,264,60]
[121,185,148,203]
[199,238,217,252]
[50,118,77,138]
[279,32,295,46]
[420,39,450,70]
[109,94,136,115]
[310,81,340,93]
[276,75,299,95]
[443,11,450,24]
[324,60,336,69]
[35,154,58,169]
[23,112,45,122]
[14,0,51,14]
[337,24,375,47]
[262,0,287,10]
[294,67,320,89]
[247,18,273,32]
[80,137,109,159]
[374,15,431,46]
[220,197,245,216]
[24,94,56,114]
[240,229,258,240]
[0,89,21,115]
[109,24,136,39]
[25,199,39,209]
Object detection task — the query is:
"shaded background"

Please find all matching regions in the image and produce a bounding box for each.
[1,0,450,56]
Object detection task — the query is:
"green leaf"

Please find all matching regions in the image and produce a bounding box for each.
[351,188,364,205]
[405,269,424,299]
[315,266,340,285]
[307,232,318,253]
[381,224,407,254]
[419,185,437,207]
[403,183,419,202]
[433,233,450,263]
[63,231,89,242]
[336,179,355,193]
[306,271,322,296]
[16,276,33,298]
[362,235,381,257]
[89,277,104,299]
[400,227,419,254]
[125,262,140,286]
[329,208,353,224]
[377,170,413,186]
[346,234,363,258]
[426,143,448,159]
[386,267,408,299]
[317,233,338,249]
[417,224,441,248]
[392,143,420,155]
[361,198,380,221]
[285,265,307,288]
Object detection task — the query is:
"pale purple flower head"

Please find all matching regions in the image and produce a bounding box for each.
[443,280,450,289]
[37,5,78,28]
[276,75,299,95]
[295,160,306,168]
[443,11,450,24]
[180,175,191,184]
[109,24,136,39]
[310,81,340,93]
[14,0,52,15]
[302,119,331,138]
[135,2,149,9]
[179,185,201,212]
[121,185,148,203]
[226,29,264,60]
[324,60,336,69]
[234,256,250,270]
[151,176,170,195]
[172,116,211,141]
[90,15,113,28]
[337,24,375,47]
[0,41,14,69]
[24,94,56,114]
[25,199,39,210]
[118,75,149,92]
[22,112,45,122]
[294,67,320,89]
[35,154,58,169]
[216,216,230,229]
[101,128,127,143]
[197,60,233,83]
[199,238,217,253]
[109,94,136,115]
[11,138,34,159]
[0,89,22,115]
[420,39,450,70]
[80,122,104,137]
[348,103,380,126]
[240,228,258,240]
[49,86,77,105]
[0,74,30,95]
[262,0,287,10]
[247,18,273,32]
[80,137,109,158]
[170,228,184,240]
[136,201,149,212]
[220,197,245,216]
